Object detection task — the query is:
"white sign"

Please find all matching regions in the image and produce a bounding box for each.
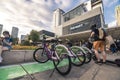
[70,24,83,30]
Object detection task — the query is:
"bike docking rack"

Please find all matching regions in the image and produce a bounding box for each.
[71,46,87,57]
[49,44,87,77]
[33,37,88,77]
[33,39,72,77]
[33,38,119,77]
[56,44,86,66]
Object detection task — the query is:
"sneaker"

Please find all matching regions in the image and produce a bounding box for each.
[95,60,102,64]
[102,61,106,64]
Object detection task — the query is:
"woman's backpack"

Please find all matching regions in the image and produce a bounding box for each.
[98,28,107,40]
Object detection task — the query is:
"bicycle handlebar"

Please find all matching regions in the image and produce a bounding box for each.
[41,39,61,44]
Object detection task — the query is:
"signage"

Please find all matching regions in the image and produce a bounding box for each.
[70,24,84,30]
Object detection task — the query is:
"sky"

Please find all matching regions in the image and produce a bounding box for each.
[0,0,120,38]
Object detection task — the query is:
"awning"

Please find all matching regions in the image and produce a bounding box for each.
[58,27,120,41]
[59,30,91,41]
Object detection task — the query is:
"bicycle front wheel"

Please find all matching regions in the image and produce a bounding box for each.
[53,55,71,75]
[33,48,49,63]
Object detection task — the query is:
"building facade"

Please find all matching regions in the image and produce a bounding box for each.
[39,30,55,40]
[0,24,3,36]
[115,5,120,26]
[20,35,29,44]
[21,35,28,41]
[53,0,104,36]
[11,27,19,38]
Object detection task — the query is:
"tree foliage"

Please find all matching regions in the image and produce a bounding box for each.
[29,30,39,42]
[12,37,19,45]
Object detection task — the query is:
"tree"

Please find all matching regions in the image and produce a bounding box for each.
[12,37,19,45]
[29,30,39,42]
[21,40,30,46]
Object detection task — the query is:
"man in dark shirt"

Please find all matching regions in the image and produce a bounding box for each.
[90,24,106,63]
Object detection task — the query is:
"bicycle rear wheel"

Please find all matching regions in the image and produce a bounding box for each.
[85,52,92,63]
[82,47,92,63]
[33,48,49,63]
[71,51,86,66]
[53,54,71,75]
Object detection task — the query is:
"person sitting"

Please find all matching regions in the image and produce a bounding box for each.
[0,31,13,63]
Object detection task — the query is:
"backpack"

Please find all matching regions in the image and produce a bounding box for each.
[98,28,106,39]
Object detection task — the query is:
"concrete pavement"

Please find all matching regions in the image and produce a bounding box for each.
[12,53,120,80]
[13,62,120,80]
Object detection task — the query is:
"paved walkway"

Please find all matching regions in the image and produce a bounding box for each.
[80,63,120,80]
[12,54,120,80]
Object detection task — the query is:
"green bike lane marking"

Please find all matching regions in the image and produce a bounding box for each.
[0,59,69,80]
[0,65,26,80]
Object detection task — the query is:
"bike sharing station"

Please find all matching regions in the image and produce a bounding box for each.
[0,35,120,80]
[0,27,120,80]
[0,0,120,79]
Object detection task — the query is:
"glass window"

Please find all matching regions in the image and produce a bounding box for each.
[64,13,70,22]
[63,5,86,22]
[69,11,74,19]
[63,15,101,35]
[77,6,84,16]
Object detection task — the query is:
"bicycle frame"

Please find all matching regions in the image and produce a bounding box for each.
[42,41,60,60]
[70,46,86,57]
[56,44,84,57]
[55,44,74,57]
[81,47,92,54]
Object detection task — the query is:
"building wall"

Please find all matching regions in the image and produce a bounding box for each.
[53,0,104,36]
[91,0,104,27]
[53,9,64,27]
[116,5,120,26]
[55,25,63,37]
[53,8,64,35]
[84,0,92,11]
[63,14,101,35]
[92,3,103,13]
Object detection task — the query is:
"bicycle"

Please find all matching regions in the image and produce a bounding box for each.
[33,38,71,75]
[55,45,86,66]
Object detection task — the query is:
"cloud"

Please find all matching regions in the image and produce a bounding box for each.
[1,0,118,39]
[0,0,75,38]
[108,20,117,27]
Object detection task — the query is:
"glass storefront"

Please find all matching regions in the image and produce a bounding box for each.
[63,15,101,35]
[63,4,87,22]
